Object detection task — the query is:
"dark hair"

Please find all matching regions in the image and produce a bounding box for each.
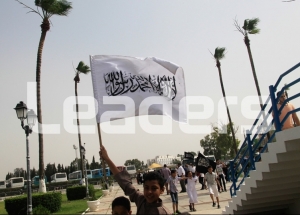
[186,170,191,176]
[171,169,177,174]
[207,165,213,169]
[277,91,287,98]
[164,164,167,167]
[112,196,131,212]
[143,171,165,188]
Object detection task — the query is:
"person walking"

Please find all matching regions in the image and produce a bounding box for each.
[177,163,186,193]
[161,164,171,195]
[204,166,222,209]
[182,171,198,212]
[216,159,226,192]
[166,170,184,215]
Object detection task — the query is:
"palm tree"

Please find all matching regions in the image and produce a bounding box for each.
[234,18,270,139]
[17,0,72,192]
[213,47,238,155]
[234,18,270,131]
[234,18,262,106]
[74,61,90,180]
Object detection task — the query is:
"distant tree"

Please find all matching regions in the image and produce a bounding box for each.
[6,172,13,180]
[200,123,240,160]
[24,170,27,180]
[124,159,142,170]
[177,154,184,161]
[14,168,24,177]
[90,156,97,170]
[190,152,197,156]
[57,164,62,172]
[31,168,37,178]
[172,159,181,164]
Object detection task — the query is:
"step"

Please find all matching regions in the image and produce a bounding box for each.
[233,204,288,215]
[275,126,300,144]
[240,193,299,206]
[236,198,291,211]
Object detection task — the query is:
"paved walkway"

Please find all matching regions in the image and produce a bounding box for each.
[86,180,232,214]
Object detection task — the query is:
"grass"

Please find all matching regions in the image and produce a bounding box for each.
[0,189,103,215]
[0,200,6,215]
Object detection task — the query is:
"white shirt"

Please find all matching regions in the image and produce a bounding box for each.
[216,164,223,175]
[177,166,185,176]
[186,176,198,191]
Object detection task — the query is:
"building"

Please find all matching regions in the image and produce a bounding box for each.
[147,155,181,166]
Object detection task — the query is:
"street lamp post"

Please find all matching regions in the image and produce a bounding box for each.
[80,144,89,198]
[14,101,37,215]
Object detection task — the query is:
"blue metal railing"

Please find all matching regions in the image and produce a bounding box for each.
[229,62,300,197]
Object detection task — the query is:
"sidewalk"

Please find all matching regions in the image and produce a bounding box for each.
[86,181,232,214]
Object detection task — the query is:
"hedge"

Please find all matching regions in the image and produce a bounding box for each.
[4,192,62,215]
[66,185,95,201]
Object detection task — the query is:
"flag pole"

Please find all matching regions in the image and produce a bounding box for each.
[97,123,108,188]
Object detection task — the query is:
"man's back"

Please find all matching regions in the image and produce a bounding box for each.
[161,167,170,179]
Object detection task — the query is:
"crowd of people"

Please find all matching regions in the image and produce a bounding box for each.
[100,145,230,215]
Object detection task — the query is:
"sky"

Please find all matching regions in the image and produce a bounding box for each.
[1,0,300,180]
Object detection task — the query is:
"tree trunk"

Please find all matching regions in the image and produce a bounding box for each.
[37,18,50,193]
[75,76,85,181]
[216,61,238,155]
[244,36,270,140]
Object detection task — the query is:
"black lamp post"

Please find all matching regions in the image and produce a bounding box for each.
[14,101,37,215]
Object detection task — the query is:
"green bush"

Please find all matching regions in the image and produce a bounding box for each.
[88,185,96,200]
[5,192,62,215]
[66,186,86,200]
[66,185,96,201]
[32,205,51,215]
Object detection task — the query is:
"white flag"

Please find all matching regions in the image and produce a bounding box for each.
[90,55,187,123]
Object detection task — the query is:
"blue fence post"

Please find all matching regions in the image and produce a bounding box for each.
[247,130,255,171]
[269,85,281,132]
[230,160,236,196]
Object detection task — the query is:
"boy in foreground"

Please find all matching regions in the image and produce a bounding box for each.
[99,145,171,214]
[112,196,132,215]
[204,165,221,209]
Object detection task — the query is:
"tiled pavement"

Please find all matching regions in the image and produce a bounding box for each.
[86,181,232,214]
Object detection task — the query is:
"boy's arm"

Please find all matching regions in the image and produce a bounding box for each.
[99,145,120,175]
[292,112,300,126]
[215,174,221,187]
[100,145,142,203]
[203,177,207,189]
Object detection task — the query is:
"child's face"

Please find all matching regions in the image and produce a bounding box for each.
[171,171,177,178]
[208,167,213,173]
[112,206,131,215]
[188,172,192,178]
[143,180,164,203]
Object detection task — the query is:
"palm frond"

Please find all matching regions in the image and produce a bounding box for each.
[247,18,260,32]
[214,47,226,60]
[249,29,260,34]
[35,0,72,17]
[76,61,91,74]
[16,0,43,19]
[52,0,72,16]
